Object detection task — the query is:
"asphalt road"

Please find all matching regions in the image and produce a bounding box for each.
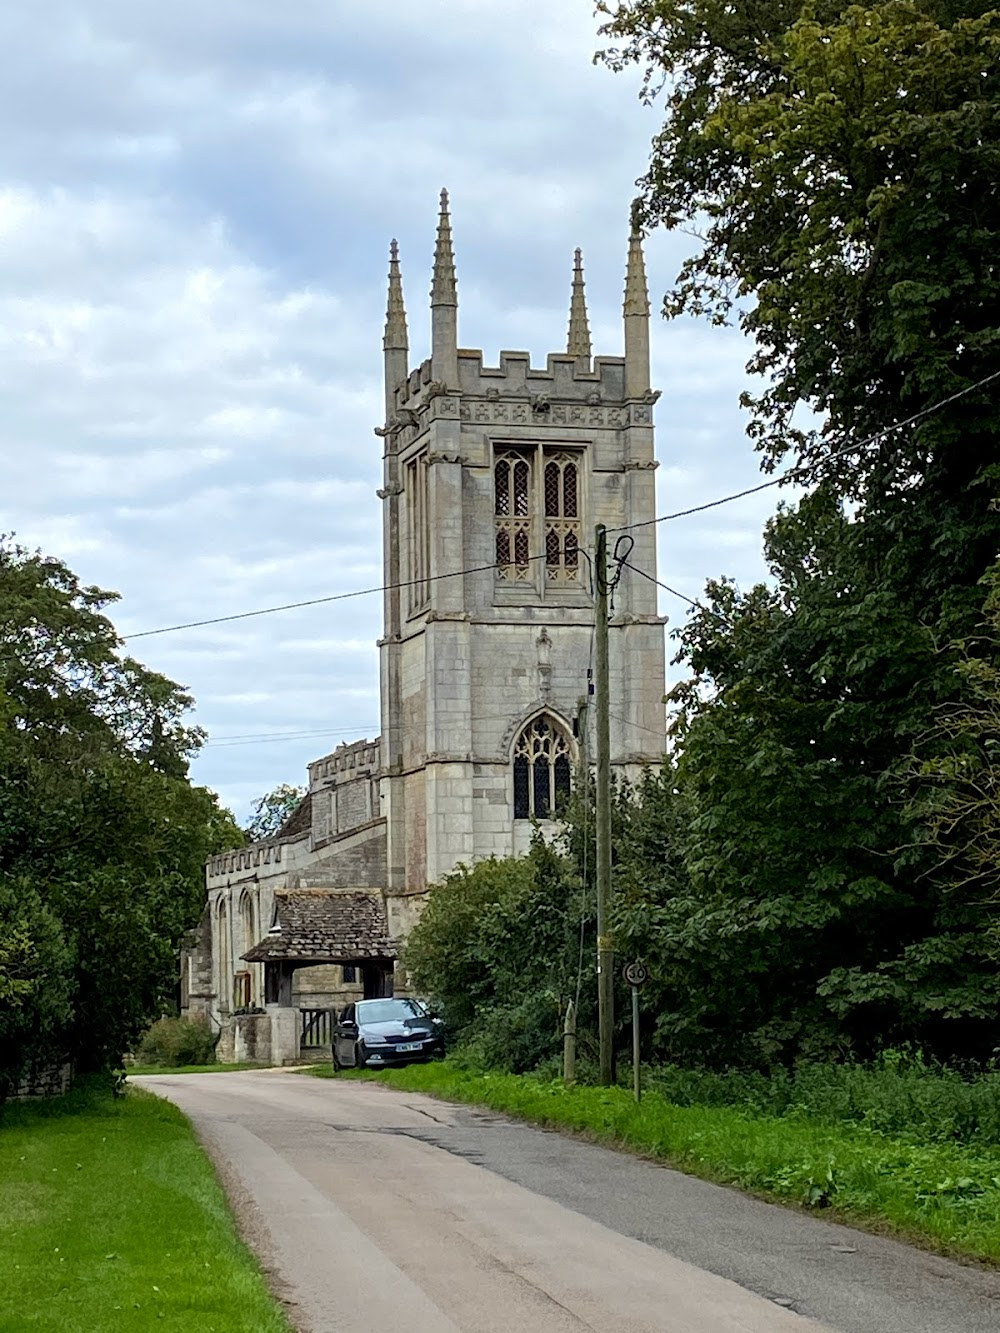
[137,1070,1000,1333]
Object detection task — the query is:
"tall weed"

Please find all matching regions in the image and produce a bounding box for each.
[646,1051,1000,1146]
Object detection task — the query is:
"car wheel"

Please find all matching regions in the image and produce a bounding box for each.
[354,1041,367,1069]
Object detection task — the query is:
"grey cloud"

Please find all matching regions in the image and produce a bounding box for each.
[1,0,784,819]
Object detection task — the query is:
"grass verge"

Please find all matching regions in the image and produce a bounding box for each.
[327,1061,1000,1265]
[0,1078,292,1333]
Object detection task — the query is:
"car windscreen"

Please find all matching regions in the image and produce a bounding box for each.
[356,999,427,1024]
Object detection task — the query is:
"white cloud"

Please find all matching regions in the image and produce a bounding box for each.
[0,0,786,819]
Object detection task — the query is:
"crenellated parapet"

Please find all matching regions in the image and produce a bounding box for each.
[378,197,657,453]
[308,737,381,788]
[378,351,659,457]
[208,842,283,878]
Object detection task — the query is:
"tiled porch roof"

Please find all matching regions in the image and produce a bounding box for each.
[242,889,396,964]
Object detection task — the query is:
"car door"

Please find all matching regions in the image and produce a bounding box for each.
[334,1005,355,1065]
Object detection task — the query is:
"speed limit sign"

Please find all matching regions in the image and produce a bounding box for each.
[623,960,648,987]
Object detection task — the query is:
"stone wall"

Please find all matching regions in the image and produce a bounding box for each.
[233,1013,272,1065]
[13,1060,73,1100]
[294,819,387,890]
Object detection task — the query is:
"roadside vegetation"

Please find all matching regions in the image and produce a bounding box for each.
[0,1078,291,1333]
[344,1060,1000,1264]
[0,538,243,1101]
[133,1016,219,1069]
[396,4,1000,1254]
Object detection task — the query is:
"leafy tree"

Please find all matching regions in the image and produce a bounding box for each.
[598,0,1000,470]
[593,1,1000,1064]
[0,879,73,1099]
[906,562,1000,907]
[0,537,241,1088]
[405,835,591,1072]
[663,501,1000,1065]
[244,783,305,842]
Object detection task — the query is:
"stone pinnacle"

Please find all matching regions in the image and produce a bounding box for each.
[430,188,457,307]
[567,247,592,362]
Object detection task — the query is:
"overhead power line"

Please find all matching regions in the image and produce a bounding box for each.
[609,366,1000,534]
[624,560,729,623]
[124,555,553,641]
[124,369,1000,642]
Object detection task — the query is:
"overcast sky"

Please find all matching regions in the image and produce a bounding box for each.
[2,0,787,820]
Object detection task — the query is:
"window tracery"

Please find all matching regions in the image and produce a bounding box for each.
[494,447,581,588]
[512,715,572,819]
[494,450,533,581]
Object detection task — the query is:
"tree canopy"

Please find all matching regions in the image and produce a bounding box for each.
[243,783,305,843]
[0,538,240,1096]
[593,0,1000,1063]
[405,1,1000,1075]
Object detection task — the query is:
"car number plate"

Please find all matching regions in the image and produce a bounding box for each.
[397,1041,422,1052]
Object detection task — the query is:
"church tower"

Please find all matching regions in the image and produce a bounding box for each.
[378,193,665,918]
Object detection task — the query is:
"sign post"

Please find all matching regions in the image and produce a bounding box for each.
[622,961,648,1103]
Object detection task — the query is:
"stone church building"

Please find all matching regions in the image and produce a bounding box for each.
[181,193,666,1063]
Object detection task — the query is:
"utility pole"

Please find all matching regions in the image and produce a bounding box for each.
[594,524,614,1086]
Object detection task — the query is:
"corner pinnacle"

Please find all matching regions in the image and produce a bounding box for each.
[624,204,650,318]
[430,188,457,307]
[567,248,592,362]
[383,238,408,352]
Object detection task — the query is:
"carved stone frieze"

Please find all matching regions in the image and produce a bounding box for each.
[429,395,459,418]
[624,459,659,471]
[457,398,626,428]
[427,451,463,465]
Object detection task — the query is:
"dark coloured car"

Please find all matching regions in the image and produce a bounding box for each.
[332,998,445,1070]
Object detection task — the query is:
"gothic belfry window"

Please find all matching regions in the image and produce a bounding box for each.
[495,450,532,580]
[495,446,581,589]
[544,452,580,583]
[512,715,572,819]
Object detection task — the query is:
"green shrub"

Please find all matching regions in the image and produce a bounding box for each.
[134,1015,218,1068]
[461,994,567,1074]
[646,1051,1000,1147]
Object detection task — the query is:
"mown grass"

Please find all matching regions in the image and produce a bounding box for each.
[333,1061,1000,1264]
[0,1078,291,1333]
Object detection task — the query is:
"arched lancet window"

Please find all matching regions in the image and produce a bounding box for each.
[544,453,579,584]
[237,892,256,1008]
[513,716,572,820]
[240,892,256,956]
[495,450,532,581]
[216,898,231,1010]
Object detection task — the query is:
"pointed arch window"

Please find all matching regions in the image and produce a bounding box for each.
[237,892,256,1008]
[495,450,533,581]
[216,897,231,1012]
[543,453,579,583]
[513,716,573,820]
[495,446,582,589]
